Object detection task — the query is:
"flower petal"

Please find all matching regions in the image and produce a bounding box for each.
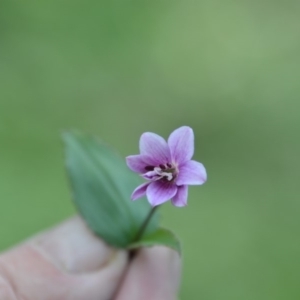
[171,185,188,207]
[146,181,177,206]
[126,155,152,173]
[131,182,150,200]
[176,160,207,185]
[139,132,171,165]
[168,126,194,164]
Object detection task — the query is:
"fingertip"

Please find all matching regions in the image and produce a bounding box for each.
[69,249,128,300]
[29,216,112,274]
[139,246,181,294]
[0,217,129,300]
[115,246,181,300]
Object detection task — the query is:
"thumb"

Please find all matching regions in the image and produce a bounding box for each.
[0,217,127,300]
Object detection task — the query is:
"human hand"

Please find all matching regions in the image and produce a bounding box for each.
[0,217,181,300]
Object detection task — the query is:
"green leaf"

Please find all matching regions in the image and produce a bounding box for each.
[128,227,181,254]
[63,131,160,248]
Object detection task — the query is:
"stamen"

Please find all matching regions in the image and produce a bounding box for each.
[144,163,177,184]
[166,173,173,181]
[145,166,154,171]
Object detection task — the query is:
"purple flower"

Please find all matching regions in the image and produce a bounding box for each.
[126,126,207,207]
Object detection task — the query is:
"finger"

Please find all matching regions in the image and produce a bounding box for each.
[0,216,127,300]
[114,246,181,300]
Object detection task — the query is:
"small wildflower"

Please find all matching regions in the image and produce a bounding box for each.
[126,126,207,207]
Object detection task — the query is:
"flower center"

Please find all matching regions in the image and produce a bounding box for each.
[144,163,178,183]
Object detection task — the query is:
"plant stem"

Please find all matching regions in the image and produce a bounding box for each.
[133,206,158,242]
[129,206,158,260]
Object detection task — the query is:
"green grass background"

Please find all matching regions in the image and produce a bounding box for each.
[1,1,300,299]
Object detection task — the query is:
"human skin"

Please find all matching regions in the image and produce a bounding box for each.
[0,217,181,300]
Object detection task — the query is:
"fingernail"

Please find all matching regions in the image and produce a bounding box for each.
[30,216,112,274]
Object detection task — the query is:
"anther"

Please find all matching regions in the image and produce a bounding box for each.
[145,166,154,171]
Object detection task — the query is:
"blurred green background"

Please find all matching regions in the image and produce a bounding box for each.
[1,1,300,299]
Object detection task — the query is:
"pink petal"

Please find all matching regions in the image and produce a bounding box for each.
[131,182,150,200]
[126,155,151,173]
[146,181,177,206]
[176,160,207,186]
[139,132,171,165]
[171,185,188,207]
[168,126,194,164]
